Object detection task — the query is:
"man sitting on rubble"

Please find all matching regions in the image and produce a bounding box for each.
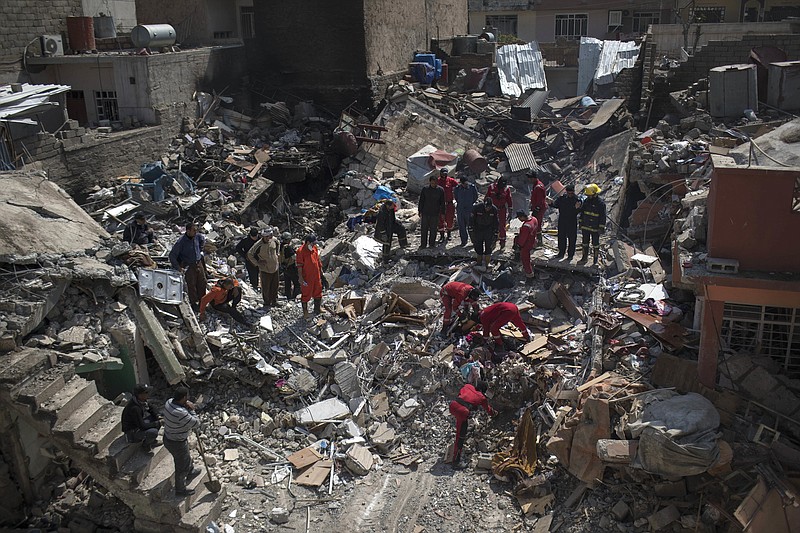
[121,383,161,452]
[235,227,261,291]
[449,380,497,468]
[169,221,207,308]
[440,281,481,334]
[479,302,531,347]
[297,234,324,319]
[123,212,155,247]
[279,232,301,302]
[469,196,499,272]
[374,199,408,261]
[247,227,280,309]
[198,277,252,327]
[513,210,539,282]
[163,387,202,497]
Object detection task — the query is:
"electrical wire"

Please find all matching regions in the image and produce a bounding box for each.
[749,138,794,168]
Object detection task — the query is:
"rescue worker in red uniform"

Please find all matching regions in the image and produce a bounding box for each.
[486,177,513,249]
[296,234,323,319]
[528,174,547,240]
[449,381,496,468]
[513,210,540,280]
[437,168,459,243]
[440,281,481,334]
[479,302,531,347]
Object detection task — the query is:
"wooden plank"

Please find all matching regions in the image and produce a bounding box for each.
[521,336,548,356]
[551,282,586,320]
[295,460,333,487]
[247,161,264,179]
[576,372,612,392]
[287,447,323,469]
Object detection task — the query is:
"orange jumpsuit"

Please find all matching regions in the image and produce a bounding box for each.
[296,244,322,302]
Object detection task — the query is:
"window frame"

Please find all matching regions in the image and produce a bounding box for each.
[485,15,519,37]
[554,13,589,41]
[240,6,255,39]
[631,11,661,33]
[94,90,119,122]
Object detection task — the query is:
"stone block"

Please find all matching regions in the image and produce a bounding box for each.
[719,353,754,382]
[648,505,679,530]
[611,499,630,521]
[739,366,780,400]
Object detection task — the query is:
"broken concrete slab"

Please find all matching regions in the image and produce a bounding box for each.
[647,505,680,531]
[370,422,397,453]
[313,349,348,366]
[333,362,360,400]
[296,398,350,424]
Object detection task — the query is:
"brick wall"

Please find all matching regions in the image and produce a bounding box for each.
[0,0,82,83]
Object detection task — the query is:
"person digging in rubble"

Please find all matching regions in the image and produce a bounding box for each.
[163,386,202,497]
[198,277,252,327]
[454,175,479,247]
[440,281,481,334]
[247,227,280,309]
[513,210,539,281]
[469,196,499,272]
[579,183,606,265]
[235,227,261,291]
[121,383,161,452]
[449,380,497,469]
[527,172,547,243]
[374,199,408,261]
[479,302,531,348]
[486,177,513,249]
[169,221,207,308]
[296,234,323,319]
[279,232,301,302]
[123,212,155,247]
[548,184,581,260]
[417,175,445,249]
[437,168,459,243]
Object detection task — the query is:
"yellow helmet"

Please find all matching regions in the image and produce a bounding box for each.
[584,183,601,196]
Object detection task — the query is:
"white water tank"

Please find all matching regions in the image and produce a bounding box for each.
[131,24,177,48]
[708,64,758,118]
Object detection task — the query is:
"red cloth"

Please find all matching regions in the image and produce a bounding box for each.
[530,178,547,227]
[515,216,539,275]
[487,183,512,241]
[480,302,529,342]
[441,282,478,324]
[296,244,322,302]
[456,383,493,414]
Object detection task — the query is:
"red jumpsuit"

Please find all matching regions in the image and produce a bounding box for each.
[437,175,459,232]
[296,244,322,303]
[514,216,539,276]
[529,178,547,229]
[480,302,530,345]
[486,182,513,244]
[440,281,479,327]
[449,384,495,463]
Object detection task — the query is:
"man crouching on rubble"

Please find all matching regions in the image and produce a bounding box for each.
[479,302,531,347]
[440,281,480,334]
[163,387,202,497]
[199,277,252,327]
[449,380,497,468]
[297,234,323,319]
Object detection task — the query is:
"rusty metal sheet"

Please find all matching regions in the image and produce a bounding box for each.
[570,98,625,131]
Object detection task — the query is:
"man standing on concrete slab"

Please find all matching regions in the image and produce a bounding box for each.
[418,175,445,249]
[440,281,481,334]
[579,183,606,265]
[169,221,207,308]
[279,232,301,301]
[513,210,539,280]
[528,173,547,237]
[121,383,161,452]
[486,177,513,249]
[123,212,155,246]
[479,302,531,347]
[235,227,261,290]
[296,234,323,319]
[454,175,479,247]
[449,380,496,468]
[248,228,280,308]
[437,168,459,243]
[374,199,408,261]
[198,277,251,327]
[163,387,201,497]
[469,196,499,271]
[549,184,581,260]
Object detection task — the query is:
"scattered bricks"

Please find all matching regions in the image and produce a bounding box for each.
[64,119,79,130]
[611,499,630,521]
[739,365,780,401]
[474,453,493,470]
[648,505,680,531]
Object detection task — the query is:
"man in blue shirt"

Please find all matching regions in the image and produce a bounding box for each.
[169,221,207,307]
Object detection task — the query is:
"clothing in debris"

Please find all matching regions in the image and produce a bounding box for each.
[529,177,547,228]
[248,237,279,307]
[169,230,207,306]
[123,220,154,246]
[374,200,408,259]
[486,181,513,245]
[441,282,479,328]
[449,383,496,465]
[279,240,301,301]
[418,182,445,248]
[551,192,581,259]
[437,174,459,233]
[469,200,499,257]
[296,242,323,304]
[479,302,530,345]
[121,394,160,448]
[199,279,249,326]
[235,234,261,289]
[454,180,479,246]
[514,215,539,277]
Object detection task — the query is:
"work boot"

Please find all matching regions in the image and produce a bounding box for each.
[302,301,310,319]
[579,245,589,263]
[438,231,445,243]
[592,247,599,266]
[483,255,491,271]
[474,256,485,272]
[313,298,322,315]
[446,231,451,241]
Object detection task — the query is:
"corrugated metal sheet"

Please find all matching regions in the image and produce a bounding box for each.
[0,83,70,119]
[594,40,640,85]
[570,98,625,131]
[504,143,540,173]
[496,42,547,98]
[519,89,550,117]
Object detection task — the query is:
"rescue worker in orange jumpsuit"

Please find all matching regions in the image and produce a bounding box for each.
[479,302,531,347]
[440,281,481,334]
[296,234,323,318]
[437,168,459,243]
[449,381,496,468]
[513,210,540,280]
[198,277,251,327]
[528,173,547,240]
[486,177,513,249]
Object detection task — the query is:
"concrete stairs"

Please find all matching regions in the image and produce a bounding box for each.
[0,348,226,533]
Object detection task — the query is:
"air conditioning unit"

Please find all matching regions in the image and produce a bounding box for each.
[41,35,64,57]
[608,10,623,27]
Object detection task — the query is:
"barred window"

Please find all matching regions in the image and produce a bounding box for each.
[555,14,588,40]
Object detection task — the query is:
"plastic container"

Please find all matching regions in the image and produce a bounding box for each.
[409,62,435,84]
[413,53,436,67]
[93,16,117,39]
[131,24,177,48]
[66,16,96,52]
